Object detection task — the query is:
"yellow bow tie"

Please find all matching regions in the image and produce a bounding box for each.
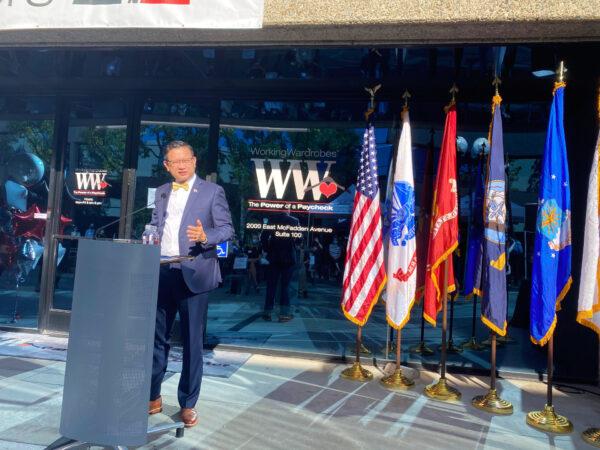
[172,182,189,192]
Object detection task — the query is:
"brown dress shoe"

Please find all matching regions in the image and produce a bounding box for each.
[180,408,198,428]
[149,396,162,415]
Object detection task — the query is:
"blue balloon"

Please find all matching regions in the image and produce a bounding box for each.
[456,136,469,155]
[7,153,45,187]
[57,243,66,266]
[472,137,490,158]
[5,180,28,211]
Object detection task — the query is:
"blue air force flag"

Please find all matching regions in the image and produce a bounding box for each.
[530,83,572,346]
[480,95,508,335]
[386,110,417,329]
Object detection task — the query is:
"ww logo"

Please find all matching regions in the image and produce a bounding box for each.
[251,159,336,201]
[74,170,109,196]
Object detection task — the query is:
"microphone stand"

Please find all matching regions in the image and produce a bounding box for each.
[94,194,164,239]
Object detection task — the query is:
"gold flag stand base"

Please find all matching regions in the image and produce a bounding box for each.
[424,378,461,402]
[340,361,373,382]
[461,337,485,351]
[409,342,434,355]
[582,428,600,447]
[471,389,513,415]
[380,368,414,391]
[526,404,573,434]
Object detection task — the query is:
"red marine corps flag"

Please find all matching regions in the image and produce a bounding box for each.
[423,103,459,326]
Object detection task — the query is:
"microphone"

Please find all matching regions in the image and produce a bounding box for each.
[94,192,167,239]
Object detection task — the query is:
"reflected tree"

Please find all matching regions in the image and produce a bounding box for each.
[79,127,127,175]
[5,120,54,166]
[140,125,209,179]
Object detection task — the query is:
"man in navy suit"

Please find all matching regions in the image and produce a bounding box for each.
[148,141,234,428]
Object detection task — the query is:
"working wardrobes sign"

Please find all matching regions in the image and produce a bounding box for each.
[0,0,263,29]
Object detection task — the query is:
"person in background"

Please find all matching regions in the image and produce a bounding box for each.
[260,208,299,322]
[313,237,326,280]
[328,236,342,280]
[297,242,309,298]
[148,140,234,428]
[245,236,260,294]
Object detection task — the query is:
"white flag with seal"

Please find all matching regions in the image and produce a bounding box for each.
[386,109,417,329]
[577,129,600,336]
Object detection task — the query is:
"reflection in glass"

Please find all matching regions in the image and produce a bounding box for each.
[0,97,54,327]
[52,98,127,311]
[132,100,211,240]
[211,94,548,376]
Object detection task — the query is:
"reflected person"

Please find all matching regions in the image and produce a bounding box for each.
[261,208,299,322]
[148,141,234,428]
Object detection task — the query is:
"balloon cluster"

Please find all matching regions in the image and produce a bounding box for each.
[0,152,71,287]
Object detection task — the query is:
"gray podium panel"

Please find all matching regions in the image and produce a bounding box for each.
[60,239,160,447]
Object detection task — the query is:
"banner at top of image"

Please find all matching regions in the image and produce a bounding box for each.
[0,0,264,30]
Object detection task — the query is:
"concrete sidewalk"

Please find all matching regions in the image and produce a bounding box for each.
[0,352,599,449]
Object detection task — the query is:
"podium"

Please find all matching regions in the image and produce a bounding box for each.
[56,239,184,449]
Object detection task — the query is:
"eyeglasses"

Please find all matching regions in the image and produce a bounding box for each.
[165,157,195,167]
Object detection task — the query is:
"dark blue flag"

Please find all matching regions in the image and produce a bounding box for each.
[530,83,572,345]
[480,96,507,335]
[463,155,485,296]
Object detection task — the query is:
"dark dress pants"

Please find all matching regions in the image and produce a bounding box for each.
[264,264,294,315]
[150,266,208,409]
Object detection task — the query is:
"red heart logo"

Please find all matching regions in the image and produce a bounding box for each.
[319,181,337,198]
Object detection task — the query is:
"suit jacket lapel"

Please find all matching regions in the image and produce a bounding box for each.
[181,175,202,227]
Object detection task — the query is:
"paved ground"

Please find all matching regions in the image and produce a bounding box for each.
[0,352,599,450]
[0,268,543,376]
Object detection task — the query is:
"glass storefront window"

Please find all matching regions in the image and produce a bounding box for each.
[0,96,54,327]
[0,43,589,378]
[213,90,548,374]
[66,49,219,80]
[52,98,128,311]
[0,50,66,79]
[214,100,398,355]
[132,99,211,240]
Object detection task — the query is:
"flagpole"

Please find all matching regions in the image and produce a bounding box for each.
[463,153,485,351]
[341,325,373,382]
[410,301,434,355]
[381,91,416,390]
[462,292,485,350]
[526,335,572,432]
[424,85,461,402]
[424,258,461,401]
[446,290,462,353]
[471,77,513,414]
[472,332,513,413]
[340,85,382,383]
[410,128,435,357]
[581,80,600,449]
[526,62,573,434]
[446,144,462,355]
[381,323,414,390]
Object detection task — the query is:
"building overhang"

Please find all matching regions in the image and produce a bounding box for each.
[0,0,599,47]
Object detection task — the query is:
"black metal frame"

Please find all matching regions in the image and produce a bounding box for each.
[0,44,592,338]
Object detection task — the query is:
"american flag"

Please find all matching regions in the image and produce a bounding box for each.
[341,125,387,326]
